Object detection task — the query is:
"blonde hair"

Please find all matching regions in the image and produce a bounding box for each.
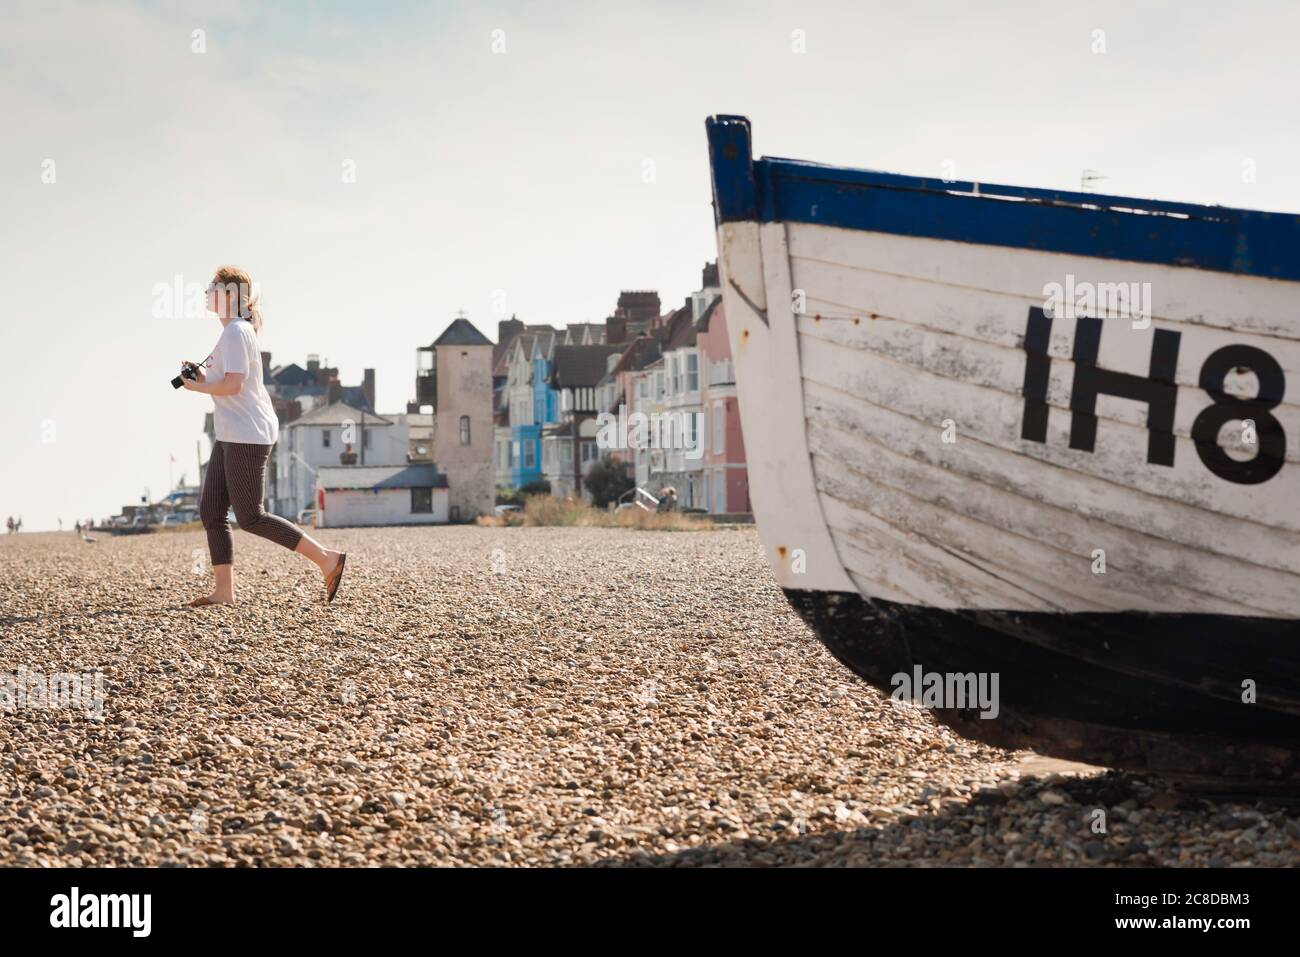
[213,265,263,334]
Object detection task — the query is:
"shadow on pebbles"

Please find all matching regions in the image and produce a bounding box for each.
[0,527,1296,867]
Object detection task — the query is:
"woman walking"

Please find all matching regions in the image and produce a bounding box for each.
[181,266,346,606]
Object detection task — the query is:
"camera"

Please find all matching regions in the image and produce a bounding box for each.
[171,362,200,390]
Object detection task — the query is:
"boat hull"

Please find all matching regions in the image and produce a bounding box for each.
[707,115,1300,785]
[786,589,1300,788]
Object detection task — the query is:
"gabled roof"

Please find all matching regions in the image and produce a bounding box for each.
[549,344,624,389]
[288,402,395,428]
[433,317,492,347]
[564,322,606,345]
[509,333,539,364]
[271,363,313,386]
[494,322,558,374]
[532,329,557,359]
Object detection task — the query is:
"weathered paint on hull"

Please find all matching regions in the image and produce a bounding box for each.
[708,115,1300,785]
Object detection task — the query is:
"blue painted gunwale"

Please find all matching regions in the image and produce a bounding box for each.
[706,114,1300,282]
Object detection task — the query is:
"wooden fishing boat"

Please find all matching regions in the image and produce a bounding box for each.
[706,114,1300,789]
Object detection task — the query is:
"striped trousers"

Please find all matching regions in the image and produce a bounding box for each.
[200,441,303,567]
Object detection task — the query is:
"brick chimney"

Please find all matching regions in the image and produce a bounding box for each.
[261,351,273,382]
[702,261,719,289]
[606,314,627,345]
[616,291,661,337]
[362,368,375,412]
[328,380,343,404]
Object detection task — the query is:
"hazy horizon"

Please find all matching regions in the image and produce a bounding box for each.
[4,0,1299,529]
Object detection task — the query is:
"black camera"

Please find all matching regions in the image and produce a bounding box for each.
[171,362,200,390]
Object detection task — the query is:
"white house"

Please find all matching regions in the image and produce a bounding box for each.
[315,464,449,527]
[273,402,406,518]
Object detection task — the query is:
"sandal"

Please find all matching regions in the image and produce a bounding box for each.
[185,596,227,607]
[326,554,347,604]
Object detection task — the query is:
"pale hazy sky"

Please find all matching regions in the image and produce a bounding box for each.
[3,0,1298,529]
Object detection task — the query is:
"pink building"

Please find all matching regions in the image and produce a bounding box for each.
[696,296,749,514]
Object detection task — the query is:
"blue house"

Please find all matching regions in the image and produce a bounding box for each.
[499,322,610,490]
[504,331,558,488]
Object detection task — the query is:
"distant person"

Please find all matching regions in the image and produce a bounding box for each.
[15,516,21,533]
[657,486,677,513]
[5,516,12,535]
[178,266,347,606]
[75,520,82,535]
[58,518,63,532]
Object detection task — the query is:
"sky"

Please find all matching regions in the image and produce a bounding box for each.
[2,0,1298,529]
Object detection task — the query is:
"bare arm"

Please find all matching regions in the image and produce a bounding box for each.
[184,372,245,396]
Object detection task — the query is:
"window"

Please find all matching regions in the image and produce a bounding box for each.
[525,442,536,468]
[713,402,725,454]
[321,429,331,448]
[363,429,372,450]
[685,353,699,391]
[459,415,471,446]
[411,488,433,514]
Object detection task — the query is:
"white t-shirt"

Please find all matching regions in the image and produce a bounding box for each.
[207,319,279,446]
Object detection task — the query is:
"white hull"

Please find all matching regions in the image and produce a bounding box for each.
[719,220,1300,618]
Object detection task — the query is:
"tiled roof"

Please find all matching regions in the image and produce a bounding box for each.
[317,464,448,490]
[433,317,492,347]
[271,363,314,386]
[549,344,623,388]
[664,302,697,350]
[288,402,395,428]
[609,335,663,376]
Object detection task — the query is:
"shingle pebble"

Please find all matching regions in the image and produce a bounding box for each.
[0,527,1295,867]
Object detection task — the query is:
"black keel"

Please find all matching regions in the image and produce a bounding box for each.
[783,589,1300,789]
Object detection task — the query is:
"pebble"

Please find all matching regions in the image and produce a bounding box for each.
[0,526,1295,868]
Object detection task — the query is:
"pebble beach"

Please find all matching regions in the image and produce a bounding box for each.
[0,526,1296,867]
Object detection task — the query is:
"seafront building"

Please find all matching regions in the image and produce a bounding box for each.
[184,268,747,525]
[486,262,749,513]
